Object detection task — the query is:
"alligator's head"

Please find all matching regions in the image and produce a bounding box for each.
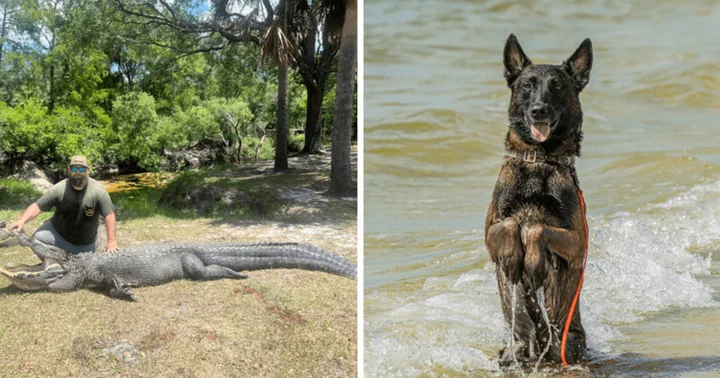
[0,259,67,291]
[0,222,69,290]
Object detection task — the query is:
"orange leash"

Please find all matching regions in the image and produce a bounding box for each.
[561,190,589,366]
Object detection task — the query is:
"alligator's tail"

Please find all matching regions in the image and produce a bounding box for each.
[199,243,357,280]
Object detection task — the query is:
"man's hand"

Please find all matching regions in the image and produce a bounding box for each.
[106,239,119,254]
[8,221,24,232]
[8,204,42,233]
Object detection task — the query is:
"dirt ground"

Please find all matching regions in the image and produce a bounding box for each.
[0,151,358,377]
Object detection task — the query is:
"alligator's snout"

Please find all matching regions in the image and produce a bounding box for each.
[0,259,67,291]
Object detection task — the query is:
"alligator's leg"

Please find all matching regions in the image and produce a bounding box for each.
[180,253,248,280]
[48,273,81,292]
[95,267,137,301]
[81,266,137,301]
[107,287,137,302]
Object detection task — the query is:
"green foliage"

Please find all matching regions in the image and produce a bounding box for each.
[0,99,109,171]
[289,81,307,131]
[111,93,161,170]
[172,101,218,147]
[289,132,305,152]
[244,136,275,161]
[159,170,285,218]
[0,51,46,105]
[0,0,344,174]
[0,178,42,207]
[49,105,108,171]
[111,187,187,220]
[151,117,188,154]
[0,98,53,158]
[159,97,258,161]
[322,83,336,131]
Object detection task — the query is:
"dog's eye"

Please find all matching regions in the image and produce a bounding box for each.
[554,84,562,91]
[523,82,533,90]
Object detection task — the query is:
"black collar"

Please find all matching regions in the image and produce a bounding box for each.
[507,150,575,167]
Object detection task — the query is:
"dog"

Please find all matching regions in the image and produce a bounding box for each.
[484,34,593,366]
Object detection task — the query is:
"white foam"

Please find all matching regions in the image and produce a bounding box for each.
[365,266,505,376]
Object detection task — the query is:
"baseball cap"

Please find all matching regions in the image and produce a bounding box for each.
[68,155,90,168]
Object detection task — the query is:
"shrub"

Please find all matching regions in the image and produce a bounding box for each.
[0,179,42,207]
[111,93,161,170]
[50,106,107,172]
[0,98,54,159]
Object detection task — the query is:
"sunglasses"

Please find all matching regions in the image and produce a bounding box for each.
[70,166,87,173]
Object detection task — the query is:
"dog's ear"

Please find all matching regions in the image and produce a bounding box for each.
[503,34,532,88]
[563,38,593,92]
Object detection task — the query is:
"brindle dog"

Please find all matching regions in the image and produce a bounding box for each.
[485,34,593,366]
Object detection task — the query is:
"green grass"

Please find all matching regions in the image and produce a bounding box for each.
[158,170,287,219]
[0,179,42,208]
[0,152,358,376]
[155,164,354,224]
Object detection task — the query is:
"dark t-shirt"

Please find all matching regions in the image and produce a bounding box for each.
[35,178,115,245]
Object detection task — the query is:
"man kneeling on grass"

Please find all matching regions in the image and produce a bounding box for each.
[8,155,119,254]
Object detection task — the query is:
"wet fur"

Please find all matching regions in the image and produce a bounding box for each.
[485,34,592,365]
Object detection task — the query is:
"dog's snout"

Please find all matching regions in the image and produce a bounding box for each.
[530,104,548,119]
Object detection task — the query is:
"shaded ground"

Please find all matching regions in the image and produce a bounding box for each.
[0,150,357,377]
[102,149,357,226]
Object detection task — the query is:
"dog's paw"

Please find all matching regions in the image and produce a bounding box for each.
[521,224,544,245]
[499,257,524,284]
[498,340,528,367]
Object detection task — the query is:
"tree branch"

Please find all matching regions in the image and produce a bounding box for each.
[262,0,274,25]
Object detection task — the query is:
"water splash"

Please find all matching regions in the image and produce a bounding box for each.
[509,283,519,366]
[365,180,720,377]
[535,288,553,372]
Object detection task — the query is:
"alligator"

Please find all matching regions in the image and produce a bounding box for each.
[0,223,356,301]
[0,228,18,248]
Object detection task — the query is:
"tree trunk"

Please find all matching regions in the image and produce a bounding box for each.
[237,138,243,164]
[274,63,289,172]
[256,133,265,162]
[48,33,56,115]
[302,85,325,154]
[48,63,55,114]
[0,6,7,66]
[329,0,357,196]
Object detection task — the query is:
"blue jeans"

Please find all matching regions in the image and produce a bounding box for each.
[33,221,97,254]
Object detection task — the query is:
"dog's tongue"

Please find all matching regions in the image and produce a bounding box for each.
[532,123,550,142]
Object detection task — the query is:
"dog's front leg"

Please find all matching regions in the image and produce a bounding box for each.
[522,225,548,290]
[486,217,524,284]
[538,225,585,269]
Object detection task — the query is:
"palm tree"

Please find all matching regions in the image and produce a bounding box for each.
[328,0,355,195]
[260,18,294,171]
[294,0,343,155]
[213,0,295,172]
[115,0,343,172]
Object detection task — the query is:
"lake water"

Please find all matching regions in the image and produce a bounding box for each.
[363,1,720,376]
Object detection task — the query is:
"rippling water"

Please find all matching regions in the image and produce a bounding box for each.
[364,1,720,376]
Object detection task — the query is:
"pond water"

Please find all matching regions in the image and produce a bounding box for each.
[98,172,176,194]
